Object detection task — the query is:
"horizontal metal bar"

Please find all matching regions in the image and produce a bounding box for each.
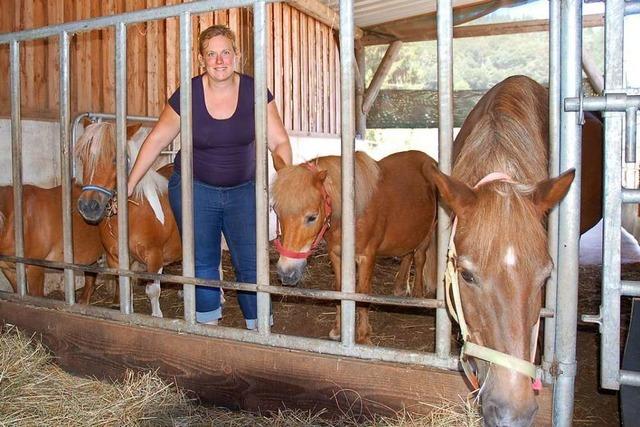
[565,93,640,112]
[620,369,640,387]
[0,292,460,371]
[0,255,442,310]
[621,280,640,297]
[0,0,276,44]
[622,188,640,204]
[0,254,557,317]
[88,113,160,123]
[626,2,640,15]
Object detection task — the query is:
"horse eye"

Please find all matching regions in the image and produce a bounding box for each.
[305,214,318,224]
[459,269,477,285]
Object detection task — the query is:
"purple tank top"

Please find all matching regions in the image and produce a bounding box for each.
[168,73,274,187]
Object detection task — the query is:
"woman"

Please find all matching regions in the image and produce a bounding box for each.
[127,25,292,328]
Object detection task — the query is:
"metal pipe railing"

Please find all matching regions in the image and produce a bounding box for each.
[435,0,454,360]
[554,0,583,423]
[621,280,640,297]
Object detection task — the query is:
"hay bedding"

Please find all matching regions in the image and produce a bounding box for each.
[0,325,482,426]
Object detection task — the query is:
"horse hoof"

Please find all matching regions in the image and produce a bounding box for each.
[329,328,341,341]
[356,336,373,345]
[151,311,164,318]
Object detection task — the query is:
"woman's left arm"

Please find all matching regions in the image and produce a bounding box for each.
[266,101,292,165]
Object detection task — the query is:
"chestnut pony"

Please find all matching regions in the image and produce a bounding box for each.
[0,184,103,302]
[272,150,439,344]
[75,122,181,316]
[425,75,602,427]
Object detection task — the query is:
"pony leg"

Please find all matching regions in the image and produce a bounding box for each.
[328,250,342,341]
[145,266,164,318]
[26,266,45,297]
[422,232,438,298]
[105,254,120,307]
[393,254,413,297]
[0,265,18,292]
[77,272,97,304]
[355,254,375,345]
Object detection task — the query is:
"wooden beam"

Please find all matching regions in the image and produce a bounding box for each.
[0,298,553,423]
[354,39,366,137]
[362,40,402,114]
[582,47,603,95]
[288,0,364,39]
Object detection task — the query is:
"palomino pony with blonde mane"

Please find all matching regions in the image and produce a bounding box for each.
[75,122,181,316]
[0,184,103,301]
[272,150,438,344]
[424,75,602,427]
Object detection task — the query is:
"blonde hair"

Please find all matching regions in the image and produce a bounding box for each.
[198,25,237,54]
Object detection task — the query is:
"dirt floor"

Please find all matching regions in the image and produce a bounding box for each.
[47,243,633,426]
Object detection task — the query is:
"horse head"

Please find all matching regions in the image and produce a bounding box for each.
[426,163,574,427]
[75,121,142,223]
[271,154,331,286]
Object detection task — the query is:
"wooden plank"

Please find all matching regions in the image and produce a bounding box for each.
[215,10,228,26]
[288,0,363,39]
[266,4,274,95]
[322,26,329,134]
[291,8,300,132]
[307,17,316,133]
[273,3,283,114]
[65,0,77,117]
[329,30,335,134]
[0,299,550,425]
[191,2,200,77]
[102,0,117,114]
[299,13,308,133]
[47,0,64,113]
[75,0,92,113]
[228,8,240,37]
[282,4,291,129]
[126,0,147,116]
[165,0,179,100]
[314,21,322,133]
[335,39,340,131]
[363,40,403,114]
[32,0,48,114]
[22,0,35,114]
[90,1,103,114]
[0,0,14,114]
[147,0,166,117]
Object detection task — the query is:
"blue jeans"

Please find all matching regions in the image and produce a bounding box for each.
[168,173,258,325]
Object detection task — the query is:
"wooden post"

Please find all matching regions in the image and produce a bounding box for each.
[362,40,402,114]
[355,40,366,138]
[582,48,603,95]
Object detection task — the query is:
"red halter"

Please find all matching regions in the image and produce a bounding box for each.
[274,162,332,259]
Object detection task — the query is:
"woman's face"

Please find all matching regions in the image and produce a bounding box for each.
[199,35,236,82]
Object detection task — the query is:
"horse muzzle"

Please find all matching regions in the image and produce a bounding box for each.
[276,257,306,286]
[78,196,109,224]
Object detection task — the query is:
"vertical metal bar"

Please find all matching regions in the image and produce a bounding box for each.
[59,31,75,305]
[254,0,271,334]
[553,0,582,423]
[600,0,625,391]
[180,12,196,324]
[435,0,453,358]
[115,23,132,315]
[339,0,356,346]
[625,106,637,163]
[544,0,561,383]
[9,40,26,297]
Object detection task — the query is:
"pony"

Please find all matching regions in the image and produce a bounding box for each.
[75,121,181,317]
[424,75,602,427]
[272,150,439,344]
[0,183,103,302]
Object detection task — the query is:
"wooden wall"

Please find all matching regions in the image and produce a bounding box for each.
[0,0,340,135]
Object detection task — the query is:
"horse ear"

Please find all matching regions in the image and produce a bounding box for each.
[317,169,328,182]
[126,123,142,139]
[531,168,575,214]
[273,153,287,171]
[424,163,476,218]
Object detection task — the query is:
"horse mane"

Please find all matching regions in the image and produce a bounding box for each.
[75,122,167,200]
[273,151,380,219]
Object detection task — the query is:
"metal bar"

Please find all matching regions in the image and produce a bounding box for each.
[0,253,451,310]
[621,280,640,297]
[0,292,460,371]
[625,106,637,163]
[544,0,561,383]
[626,2,640,16]
[9,40,26,297]
[565,94,640,111]
[179,12,196,324]
[622,188,640,203]
[553,0,582,423]
[620,370,640,387]
[339,0,356,346]
[0,0,276,44]
[115,23,132,315]
[253,0,271,335]
[59,31,75,305]
[435,0,453,359]
[600,0,625,392]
